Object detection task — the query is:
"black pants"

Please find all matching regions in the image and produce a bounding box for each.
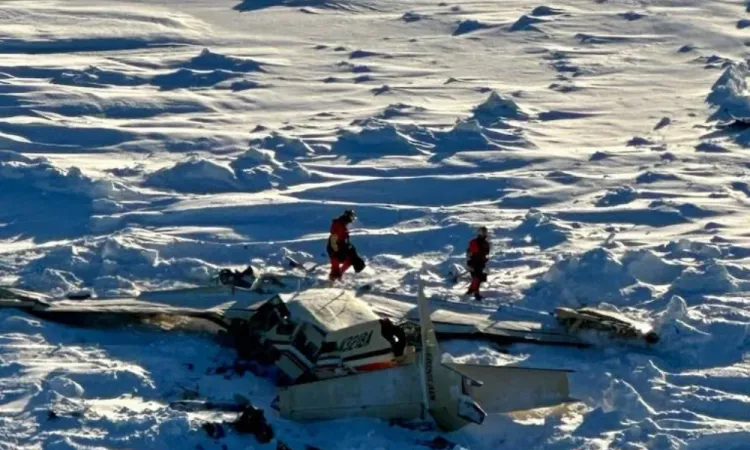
[468,265,486,293]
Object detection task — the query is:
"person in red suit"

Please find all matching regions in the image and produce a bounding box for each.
[466,226,490,301]
[327,209,357,282]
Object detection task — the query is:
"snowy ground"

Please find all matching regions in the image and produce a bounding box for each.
[1,0,750,448]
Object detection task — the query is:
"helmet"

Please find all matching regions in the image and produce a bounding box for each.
[343,209,357,223]
[477,226,488,237]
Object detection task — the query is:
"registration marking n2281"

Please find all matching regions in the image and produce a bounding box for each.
[339,330,374,352]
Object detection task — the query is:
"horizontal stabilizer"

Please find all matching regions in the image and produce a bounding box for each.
[277,364,423,422]
[445,363,573,414]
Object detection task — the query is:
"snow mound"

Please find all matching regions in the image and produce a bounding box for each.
[144,158,242,193]
[672,263,740,295]
[596,186,638,207]
[621,249,684,285]
[376,103,426,119]
[511,210,571,249]
[471,91,531,125]
[527,247,640,307]
[333,115,533,160]
[91,275,140,296]
[47,376,85,398]
[510,15,549,32]
[230,79,264,91]
[679,43,697,53]
[653,117,671,130]
[231,148,320,190]
[51,66,148,88]
[602,379,656,421]
[696,141,730,153]
[430,119,531,152]
[144,150,319,194]
[151,68,243,90]
[706,62,750,122]
[331,118,426,157]
[636,171,680,184]
[349,49,381,59]
[20,268,84,296]
[453,20,493,36]
[0,153,138,201]
[627,136,656,147]
[249,131,316,160]
[401,11,424,23]
[619,11,646,21]
[531,6,565,16]
[660,238,724,260]
[184,48,265,72]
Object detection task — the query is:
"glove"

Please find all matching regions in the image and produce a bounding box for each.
[329,234,339,252]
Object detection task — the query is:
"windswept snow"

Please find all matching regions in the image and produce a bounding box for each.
[1,0,750,448]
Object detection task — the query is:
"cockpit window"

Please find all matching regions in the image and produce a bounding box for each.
[276,319,296,335]
[293,326,319,360]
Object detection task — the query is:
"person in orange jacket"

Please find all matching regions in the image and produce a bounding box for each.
[466,226,490,301]
[327,209,357,282]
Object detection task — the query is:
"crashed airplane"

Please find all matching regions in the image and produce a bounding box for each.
[0,264,657,430]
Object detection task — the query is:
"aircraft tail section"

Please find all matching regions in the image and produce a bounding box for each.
[417,274,486,431]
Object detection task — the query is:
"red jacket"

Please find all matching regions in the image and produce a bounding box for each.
[327,217,350,256]
[331,219,349,243]
[467,237,490,266]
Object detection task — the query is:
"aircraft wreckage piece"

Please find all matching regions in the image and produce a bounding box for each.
[0,279,576,430]
[554,307,659,344]
[275,278,574,431]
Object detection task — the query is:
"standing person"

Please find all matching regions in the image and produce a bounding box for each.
[327,209,357,283]
[466,226,490,301]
